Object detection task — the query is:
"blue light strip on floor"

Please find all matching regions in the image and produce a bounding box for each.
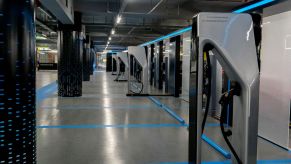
[157,158,291,164]
[148,96,186,124]
[37,124,188,129]
[37,123,225,129]
[36,81,58,104]
[40,104,152,110]
[204,123,219,127]
[257,159,291,163]
[80,94,144,98]
[140,0,277,47]
[148,97,231,159]
[202,134,231,159]
[156,161,231,164]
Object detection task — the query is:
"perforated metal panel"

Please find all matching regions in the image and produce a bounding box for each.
[0,0,36,163]
[58,30,83,97]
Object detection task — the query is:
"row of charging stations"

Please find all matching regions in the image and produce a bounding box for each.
[113,12,259,163]
[147,37,182,97]
[108,2,291,162]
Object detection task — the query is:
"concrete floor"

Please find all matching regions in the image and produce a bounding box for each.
[36,70,58,89]
[36,70,291,164]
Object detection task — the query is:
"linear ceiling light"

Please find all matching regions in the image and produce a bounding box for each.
[140,27,191,47]
[36,36,47,40]
[116,15,122,24]
[233,0,274,13]
[140,0,277,47]
[111,29,115,35]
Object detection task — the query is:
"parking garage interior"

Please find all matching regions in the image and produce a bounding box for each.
[1,0,291,164]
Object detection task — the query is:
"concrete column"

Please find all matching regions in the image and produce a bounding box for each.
[58,12,83,97]
[0,1,36,163]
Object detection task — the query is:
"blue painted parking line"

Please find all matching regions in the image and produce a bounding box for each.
[38,123,240,161]
[258,159,291,163]
[36,81,58,104]
[151,161,230,164]
[37,123,188,129]
[205,123,220,127]
[38,123,223,129]
[47,92,148,99]
[80,95,143,99]
[40,104,152,110]
[148,97,235,159]
[149,96,185,124]
[157,158,291,164]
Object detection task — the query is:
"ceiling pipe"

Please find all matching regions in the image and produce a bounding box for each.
[148,0,164,14]
[36,19,55,32]
[119,0,165,44]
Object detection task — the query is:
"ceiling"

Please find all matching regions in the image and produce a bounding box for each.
[37,0,253,52]
[35,6,58,50]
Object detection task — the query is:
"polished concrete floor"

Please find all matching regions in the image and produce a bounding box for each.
[36,70,291,164]
[36,70,58,89]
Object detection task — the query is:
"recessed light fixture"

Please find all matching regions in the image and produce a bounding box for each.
[111,29,115,35]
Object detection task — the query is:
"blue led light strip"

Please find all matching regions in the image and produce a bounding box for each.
[140,27,192,47]
[233,0,275,13]
[140,0,276,47]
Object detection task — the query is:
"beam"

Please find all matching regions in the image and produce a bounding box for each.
[40,0,74,24]
[84,23,185,29]
[36,19,56,32]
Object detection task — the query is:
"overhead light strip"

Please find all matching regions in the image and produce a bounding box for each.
[140,0,276,47]
[233,0,274,13]
[140,26,192,47]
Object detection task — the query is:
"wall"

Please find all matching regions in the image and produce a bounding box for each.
[259,3,291,150]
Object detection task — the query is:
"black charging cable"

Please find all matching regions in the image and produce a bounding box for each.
[219,84,242,164]
[202,51,212,134]
[129,58,144,94]
[199,49,242,164]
